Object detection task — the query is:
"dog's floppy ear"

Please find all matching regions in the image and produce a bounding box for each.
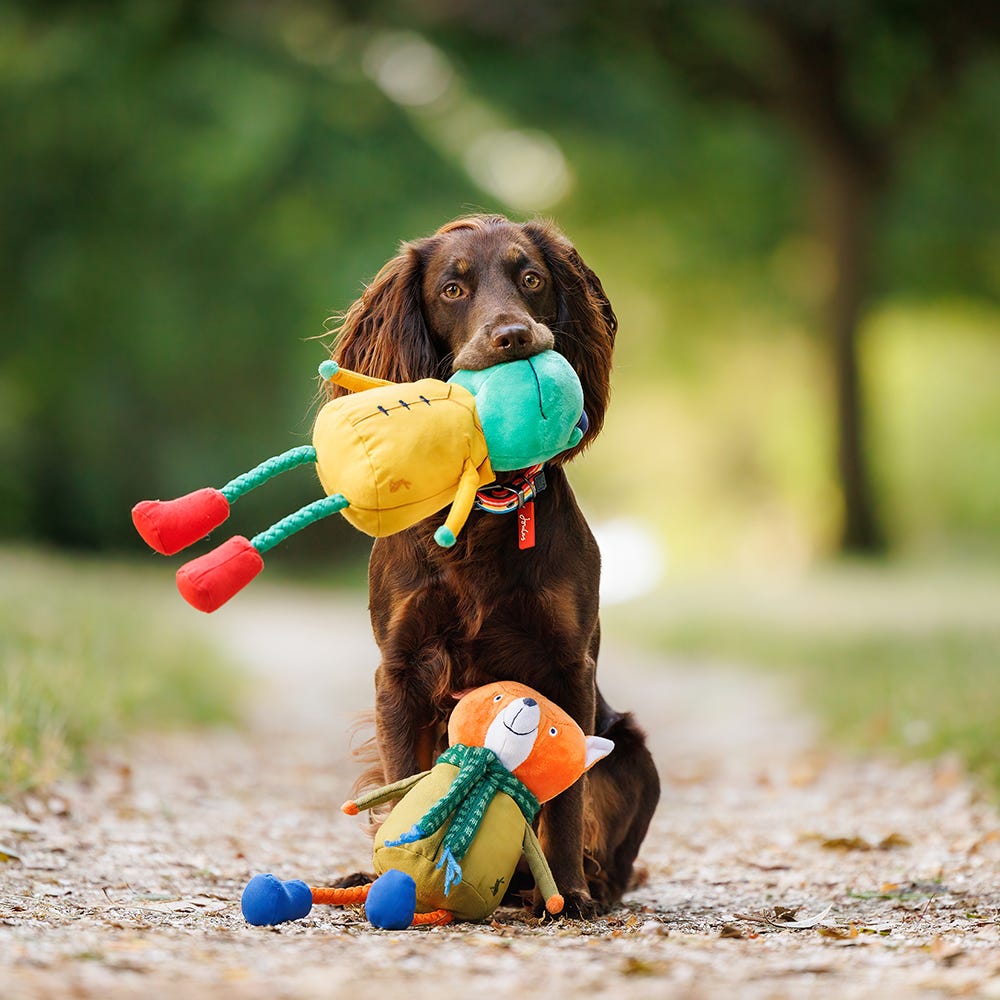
[521,221,616,459]
[329,242,439,393]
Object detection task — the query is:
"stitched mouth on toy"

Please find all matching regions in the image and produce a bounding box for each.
[526,356,546,420]
[500,708,538,736]
[503,719,536,737]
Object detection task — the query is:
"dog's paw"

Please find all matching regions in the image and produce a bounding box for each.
[332,871,376,889]
[536,888,598,921]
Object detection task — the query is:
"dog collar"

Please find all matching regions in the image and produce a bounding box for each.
[474,464,546,515]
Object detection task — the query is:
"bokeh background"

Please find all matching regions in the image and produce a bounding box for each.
[4,0,999,569]
[1,1,999,793]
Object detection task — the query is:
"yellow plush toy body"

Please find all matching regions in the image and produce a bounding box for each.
[312,370,493,540]
[240,682,614,929]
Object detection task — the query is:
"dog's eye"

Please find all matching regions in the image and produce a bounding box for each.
[521,271,543,291]
[493,694,503,703]
[549,727,558,737]
[441,282,465,300]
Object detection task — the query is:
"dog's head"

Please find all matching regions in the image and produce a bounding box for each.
[330,214,617,461]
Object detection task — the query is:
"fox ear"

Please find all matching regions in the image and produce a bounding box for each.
[584,736,614,770]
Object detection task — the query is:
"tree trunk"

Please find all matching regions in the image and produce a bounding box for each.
[818,153,885,554]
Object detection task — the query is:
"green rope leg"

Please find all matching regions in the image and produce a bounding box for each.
[251,494,349,554]
[220,446,317,503]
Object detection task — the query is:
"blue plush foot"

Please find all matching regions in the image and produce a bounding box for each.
[365,869,416,930]
[241,873,313,926]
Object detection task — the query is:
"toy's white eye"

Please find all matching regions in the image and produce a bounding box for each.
[549,727,558,736]
[493,694,503,703]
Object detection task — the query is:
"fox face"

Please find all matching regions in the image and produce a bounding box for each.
[448,681,613,804]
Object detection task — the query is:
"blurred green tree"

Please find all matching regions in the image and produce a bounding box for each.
[1,1,997,561]
[401,0,1000,554]
[0,1,491,553]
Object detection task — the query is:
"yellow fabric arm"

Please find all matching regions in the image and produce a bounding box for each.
[328,366,395,393]
[435,459,482,547]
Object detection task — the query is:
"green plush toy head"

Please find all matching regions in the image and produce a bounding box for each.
[449,350,587,471]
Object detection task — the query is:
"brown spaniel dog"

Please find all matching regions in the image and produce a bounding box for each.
[330,214,659,918]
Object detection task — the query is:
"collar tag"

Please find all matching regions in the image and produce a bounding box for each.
[518,502,536,550]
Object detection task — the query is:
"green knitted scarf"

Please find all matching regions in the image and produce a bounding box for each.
[384,744,540,895]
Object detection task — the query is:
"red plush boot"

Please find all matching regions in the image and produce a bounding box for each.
[175,536,264,613]
[132,488,231,555]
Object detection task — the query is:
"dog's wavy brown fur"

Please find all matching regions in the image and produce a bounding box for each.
[329,215,659,917]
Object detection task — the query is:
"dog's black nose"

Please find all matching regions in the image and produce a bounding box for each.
[491,324,532,352]
[522,697,537,707]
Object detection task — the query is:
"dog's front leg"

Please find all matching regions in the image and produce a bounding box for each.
[537,781,595,919]
[535,661,598,919]
[373,661,434,783]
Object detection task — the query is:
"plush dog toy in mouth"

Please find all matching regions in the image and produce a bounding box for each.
[132,351,586,612]
[240,681,614,929]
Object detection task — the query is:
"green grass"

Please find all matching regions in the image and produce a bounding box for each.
[608,563,1000,794]
[0,548,243,797]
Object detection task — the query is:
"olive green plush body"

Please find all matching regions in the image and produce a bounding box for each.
[349,749,560,923]
[373,763,525,920]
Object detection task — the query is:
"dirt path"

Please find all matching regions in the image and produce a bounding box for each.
[2,585,999,999]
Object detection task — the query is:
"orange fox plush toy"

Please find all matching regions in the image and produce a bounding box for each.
[241,682,614,929]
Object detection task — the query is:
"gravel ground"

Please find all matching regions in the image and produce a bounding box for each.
[1,586,998,999]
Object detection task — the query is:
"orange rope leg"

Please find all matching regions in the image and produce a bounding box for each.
[311,884,371,905]
[410,909,453,927]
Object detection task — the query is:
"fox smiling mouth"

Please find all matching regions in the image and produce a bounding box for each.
[503,720,536,736]
[503,698,540,736]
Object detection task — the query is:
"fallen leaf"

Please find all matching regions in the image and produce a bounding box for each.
[821,836,873,851]
[810,832,910,852]
[741,858,791,872]
[816,925,858,940]
[142,900,198,913]
[773,904,835,929]
[141,896,227,915]
[876,833,911,850]
[736,903,835,930]
[719,924,746,938]
[927,936,965,966]
[968,829,1000,854]
[621,957,667,976]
